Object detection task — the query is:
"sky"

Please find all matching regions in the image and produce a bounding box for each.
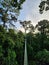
[18,0,41,26]
[0,0,49,32]
[16,0,49,31]
[15,0,49,31]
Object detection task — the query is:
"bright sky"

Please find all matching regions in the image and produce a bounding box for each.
[16,0,49,32]
[18,0,49,27]
[0,0,49,32]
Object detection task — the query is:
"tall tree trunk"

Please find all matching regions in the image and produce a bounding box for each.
[24,29,28,65]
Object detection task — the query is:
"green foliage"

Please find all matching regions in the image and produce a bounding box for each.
[0,20,49,65]
[35,49,49,64]
[0,25,6,33]
[0,27,17,65]
[0,0,26,28]
[0,46,3,57]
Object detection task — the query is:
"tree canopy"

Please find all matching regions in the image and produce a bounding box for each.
[39,0,49,14]
[0,0,49,65]
[0,0,26,28]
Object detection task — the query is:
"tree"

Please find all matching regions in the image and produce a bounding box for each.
[36,20,49,49]
[0,26,18,65]
[39,0,49,14]
[26,32,34,65]
[29,24,34,33]
[35,49,49,65]
[20,21,31,65]
[0,0,26,28]
[36,20,49,34]
[7,29,25,65]
[20,20,34,65]
[16,31,24,65]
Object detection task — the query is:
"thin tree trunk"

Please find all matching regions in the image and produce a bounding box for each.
[24,29,28,65]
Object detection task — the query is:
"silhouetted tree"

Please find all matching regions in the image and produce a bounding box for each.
[20,21,31,65]
[39,0,49,14]
[36,19,49,49]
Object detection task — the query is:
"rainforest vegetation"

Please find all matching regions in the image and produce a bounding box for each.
[0,0,49,65]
